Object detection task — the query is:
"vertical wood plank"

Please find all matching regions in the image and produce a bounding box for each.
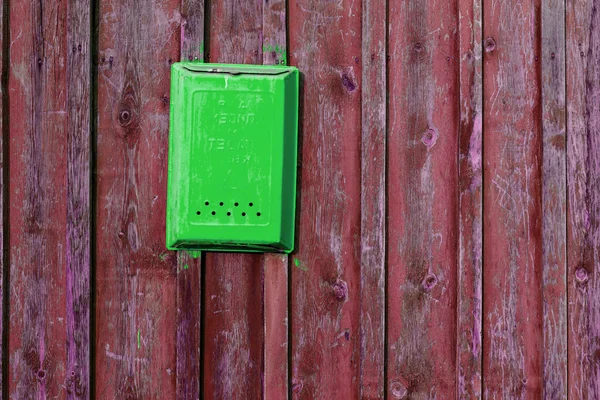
[95,0,180,397]
[66,0,92,397]
[0,0,5,394]
[360,0,386,398]
[482,0,543,397]
[566,0,600,397]
[202,2,266,398]
[177,0,204,398]
[7,0,71,397]
[262,1,289,398]
[541,0,567,397]
[288,0,362,398]
[386,0,459,397]
[457,0,483,396]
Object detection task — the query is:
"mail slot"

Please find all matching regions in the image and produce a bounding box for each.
[166,63,299,253]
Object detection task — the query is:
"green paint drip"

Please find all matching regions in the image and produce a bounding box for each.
[183,264,189,270]
[262,44,287,65]
[184,250,201,259]
[137,330,141,349]
[294,258,307,272]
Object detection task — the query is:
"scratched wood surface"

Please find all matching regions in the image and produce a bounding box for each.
[177,0,204,398]
[567,0,600,397]
[95,0,180,397]
[457,0,483,397]
[288,0,362,398]
[6,0,91,397]
[483,0,544,397]
[541,0,567,396]
[2,1,599,398]
[360,0,386,398]
[202,1,267,399]
[387,0,459,397]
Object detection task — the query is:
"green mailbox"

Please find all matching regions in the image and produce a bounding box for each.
[166,62,299,253]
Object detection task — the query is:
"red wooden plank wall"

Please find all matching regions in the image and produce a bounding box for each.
[0,0,598,398]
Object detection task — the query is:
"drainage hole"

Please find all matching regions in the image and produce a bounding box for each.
[242,212,246,216]
[249,202,254,207]
[227,212,231,216]
[234,202,239,207]
[196,211,201,215]
[205,201,209,206]
[211,211,216,215]
[256,212,261,216]
[219,202,224,206]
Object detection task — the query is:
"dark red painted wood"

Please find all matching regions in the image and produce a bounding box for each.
[7,0,80,397]
[95,0,180,397]
[567,0,600,396]
[177,1,204,398]
[288,0,362,398]
[482,0,544,396]
[360,0,386,398]
[457,0,483,397]
[66,0,93,397]
[387,1,459,397]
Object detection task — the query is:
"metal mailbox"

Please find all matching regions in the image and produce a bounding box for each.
[166,63,299,253]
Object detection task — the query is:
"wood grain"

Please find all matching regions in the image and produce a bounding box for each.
[482,0,543,397]
[0,0,5,395]
[66,0,92,397]
[8,0,71,397]
[288,0,362,397]
[457,0,483,396]
[360,0,386,397]
[386,0,459,397]
[541,0,567,397]
[566,0,600,396]
[262,1,289,398]
[177,1,204,398]
[203,1,266,398]
[95,0,180,397]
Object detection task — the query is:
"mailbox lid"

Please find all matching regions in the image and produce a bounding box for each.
[166,63,299,253]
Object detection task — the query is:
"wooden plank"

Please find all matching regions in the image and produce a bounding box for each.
[288,0,362,397]
[202,1,266,398]
[457,0,483,397]
[482,0,543,397]
[262,1,289,398]
[177,0,204,398]
[66,0,92,397]
[386,1,459,397]
[541,0,567,397]
[566,0,600,397]
[7,0,73,397]
[360,0,386,397]
[0,0,5,395]
[95,0,180,397]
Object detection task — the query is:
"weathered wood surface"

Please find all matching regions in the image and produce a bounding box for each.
[482,0,543,397]
[289,0,362,398]
[0,0,4,394]
[95,0,179,397]
[567,0,600,397]
[387,0,459,397]
[457,0,483,396]
[360,0,386,398]
[177,0,204,398]
[7,0,92,397]
[541,0,567,397]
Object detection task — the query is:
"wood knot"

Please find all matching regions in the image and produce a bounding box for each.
[332,280,348,301]
[37,369,46,381]
[341,73,357,93]
[575,267,589,284]
[422,273,438,291]
[291,379,303,394]
[414,42,424,53]
[118,80,140,131]
[484,37,496,53]
[421,128,438,148]
[390,380,408,398]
